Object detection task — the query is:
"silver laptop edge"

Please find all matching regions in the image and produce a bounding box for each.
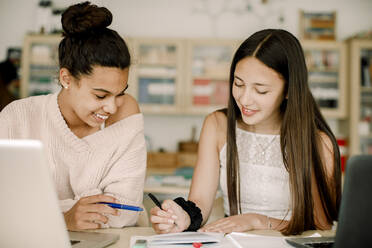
[0,139,119,248]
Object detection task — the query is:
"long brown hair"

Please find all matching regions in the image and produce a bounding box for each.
[223,29,341,235]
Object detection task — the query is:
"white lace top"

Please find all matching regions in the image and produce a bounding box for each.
[219,127,292,220]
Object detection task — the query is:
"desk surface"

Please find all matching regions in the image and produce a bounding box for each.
[92,227,155,248]
[94,227,335,248]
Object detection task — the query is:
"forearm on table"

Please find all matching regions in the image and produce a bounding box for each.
[243,213,289,231]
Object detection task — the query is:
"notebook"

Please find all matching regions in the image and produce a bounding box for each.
[130,231,224,247]
[285,155,372,248]
[0,139,119,248]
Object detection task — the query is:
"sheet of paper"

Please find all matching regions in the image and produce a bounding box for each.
[226,232,292,248]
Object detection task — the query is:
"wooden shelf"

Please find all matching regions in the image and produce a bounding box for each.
[349,39,372,155]
[138,62,177,67]
[137,74,177,79]
[308,68,339,73]
[184,39,240,114]
[303,41,347,119]
[129,38,185,114]
[191,75,229,81]
[361,87,372,92]
[20,34,62,98]
[20,35,349,122]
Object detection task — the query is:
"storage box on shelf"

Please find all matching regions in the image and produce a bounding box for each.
[348,39,372,155]
[20,34,62,98]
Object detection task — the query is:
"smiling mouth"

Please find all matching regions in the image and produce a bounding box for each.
[94,113,109,120]
[242,107,258,116]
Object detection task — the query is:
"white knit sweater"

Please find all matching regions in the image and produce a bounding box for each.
[0,93,147,228]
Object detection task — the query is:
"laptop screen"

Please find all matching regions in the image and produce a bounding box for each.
[0,139,72,248]
[333,155,372,248]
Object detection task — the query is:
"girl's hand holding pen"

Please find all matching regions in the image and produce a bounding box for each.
[63,194,120,231]
[149,196,190,234]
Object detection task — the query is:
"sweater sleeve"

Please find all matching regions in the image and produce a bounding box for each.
[99,127,147,228]
[0,101,14,138]
[0,96,46,139]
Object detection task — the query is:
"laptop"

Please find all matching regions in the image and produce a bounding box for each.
[285,155,372,248]
[0,139,119,248]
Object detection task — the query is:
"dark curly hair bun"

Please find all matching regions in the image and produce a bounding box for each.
[58,1,130,77]
[62,1,112,36]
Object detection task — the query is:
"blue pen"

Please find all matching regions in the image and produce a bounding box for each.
[98,202,143,211]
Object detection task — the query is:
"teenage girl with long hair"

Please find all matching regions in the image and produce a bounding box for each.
[150,29,341,235]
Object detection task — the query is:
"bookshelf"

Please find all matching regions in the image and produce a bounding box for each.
[20,34,62,98]
[302,40,347,119]
[127,38,239,115]
[20,36,349,124]
[129,38,185,114]
[184,39,240,114]
[20,35,240,115]
[301,40,348,169]
[349,39,372,155]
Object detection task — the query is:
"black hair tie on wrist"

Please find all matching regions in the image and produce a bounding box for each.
[174,197,203,231]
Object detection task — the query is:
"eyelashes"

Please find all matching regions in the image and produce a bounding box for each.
[233,82,268,95]
[95,92,126,100]
[257,91,268,95]
[233,81,244,87]
[95,95,106,99]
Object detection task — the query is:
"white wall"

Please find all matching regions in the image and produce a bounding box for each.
[1,0,371,151]
[2,0,371,57]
